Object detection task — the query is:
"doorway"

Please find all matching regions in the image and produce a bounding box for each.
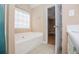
[48,6,55,45]
[46,5,62,54]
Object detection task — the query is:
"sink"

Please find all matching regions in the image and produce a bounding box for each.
[67,25,79,53]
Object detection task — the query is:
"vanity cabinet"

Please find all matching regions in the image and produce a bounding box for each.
[68,35,77,54]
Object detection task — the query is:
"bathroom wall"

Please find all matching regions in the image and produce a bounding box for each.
[62,4,79,53]
[31,4,54,32]
[14,4,54,33]
[31,4,54,43]
[7,5,15,53]
[7,5,32,53]
[31,5,44,32]
[15,5,32,33]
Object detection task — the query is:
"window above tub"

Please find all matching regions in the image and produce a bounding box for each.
[15,8,30,29]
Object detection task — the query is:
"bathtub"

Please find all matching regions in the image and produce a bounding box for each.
[15,32,43,54]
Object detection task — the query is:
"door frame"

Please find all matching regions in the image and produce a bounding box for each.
[45,4,62,54]
[45,5,55,44]
[7,5,15,54]
[5,4,8,53]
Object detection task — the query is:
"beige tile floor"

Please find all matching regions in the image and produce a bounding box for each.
[28,44,55,54]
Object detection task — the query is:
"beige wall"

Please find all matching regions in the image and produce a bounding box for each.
[31,5,54,32]
[31,5,44,32]
[15,4,31,33]
[31,4,54,43]
[14,4,54,33]
[62,4,79,53]
[7,5,15,53]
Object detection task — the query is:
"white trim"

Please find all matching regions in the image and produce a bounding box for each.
[43,5,59,53]
[14,8,30,29]
[54,5,57,54]
[4,4,8,53]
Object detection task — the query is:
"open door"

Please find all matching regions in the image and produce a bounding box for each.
[55,4,62,54]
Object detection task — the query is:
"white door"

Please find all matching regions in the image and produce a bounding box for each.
[55,4,62,54]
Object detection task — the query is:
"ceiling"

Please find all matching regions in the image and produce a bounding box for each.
[15,4,41,11]
[28,4,40,9]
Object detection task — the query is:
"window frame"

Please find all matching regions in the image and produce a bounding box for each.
[14,8,30,29]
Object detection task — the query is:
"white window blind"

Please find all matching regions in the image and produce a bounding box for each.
[15,8,30,28]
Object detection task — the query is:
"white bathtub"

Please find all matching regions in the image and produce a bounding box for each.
[15,32,43,54]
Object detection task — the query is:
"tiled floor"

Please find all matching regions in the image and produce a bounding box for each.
[28,44,55,54]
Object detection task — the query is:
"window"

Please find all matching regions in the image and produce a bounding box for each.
[15,8,30,29]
